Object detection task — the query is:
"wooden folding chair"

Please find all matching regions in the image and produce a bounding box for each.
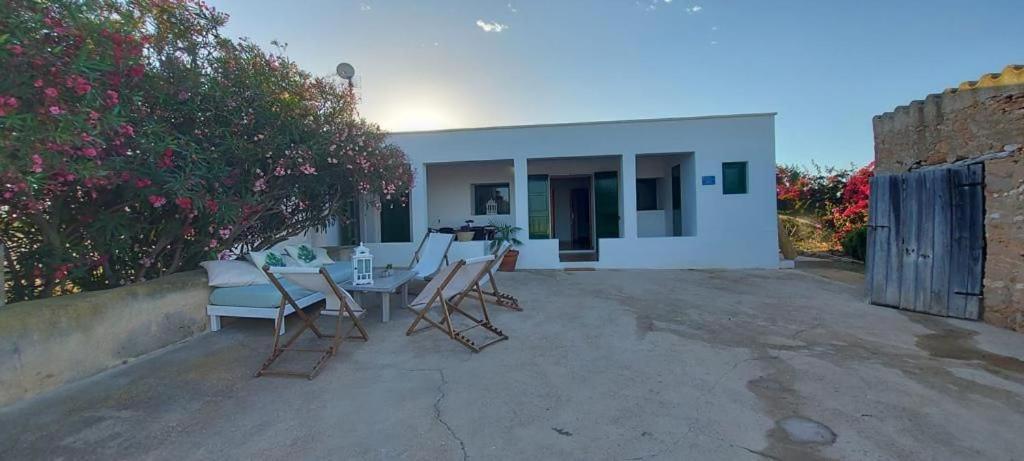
[408,232,455,281]
[260,266,369,379]
[481,242,521,310]
[406,255,508,352]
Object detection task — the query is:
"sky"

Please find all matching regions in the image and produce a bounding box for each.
[208,0,1023,168]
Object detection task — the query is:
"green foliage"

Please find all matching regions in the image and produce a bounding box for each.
[841,225,868,261]
[295,245,316,264]
[488,222,523,252]
[0,0,413,302]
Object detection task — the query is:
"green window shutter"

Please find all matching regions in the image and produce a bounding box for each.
[380,194,411,242]
[722,162,748,195]
[527,174,550,239]
[594,171,620,239]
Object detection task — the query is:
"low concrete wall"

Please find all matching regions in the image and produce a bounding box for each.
[0,270,210,407]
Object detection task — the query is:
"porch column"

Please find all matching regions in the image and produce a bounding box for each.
[513,157,530,234]
[409,161,429,245]
[621,153,638,238]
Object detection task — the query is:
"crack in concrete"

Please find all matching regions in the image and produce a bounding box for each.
[736,444,783,460]
[408,368,467,461]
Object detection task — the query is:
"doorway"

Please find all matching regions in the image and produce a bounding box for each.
[550,176,593,253]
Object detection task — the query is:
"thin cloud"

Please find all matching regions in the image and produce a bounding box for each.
[476,19,509,33]
[686,5,703,14]
[507,2,518,13]
[359,3,371,11]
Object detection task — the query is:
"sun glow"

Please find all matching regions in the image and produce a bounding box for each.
[380,105,462,132]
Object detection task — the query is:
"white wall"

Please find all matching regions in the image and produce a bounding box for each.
[373,114,777,270]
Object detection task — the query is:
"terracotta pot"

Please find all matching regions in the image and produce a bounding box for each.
[456,231,475,242]
[498,249,519,272]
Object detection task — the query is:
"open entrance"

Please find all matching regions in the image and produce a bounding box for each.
[550,176,593,253]
[527,156,620,264]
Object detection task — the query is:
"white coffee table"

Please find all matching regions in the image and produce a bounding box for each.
[340,270,416,323]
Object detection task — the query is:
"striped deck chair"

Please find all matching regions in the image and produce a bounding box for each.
[260,266,369,379]
[406,255,508,352]
[481,242,521,310]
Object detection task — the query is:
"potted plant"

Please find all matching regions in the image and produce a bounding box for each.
[489,222,523,271]
[456,219,476,242]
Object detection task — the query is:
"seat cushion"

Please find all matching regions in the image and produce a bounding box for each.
[324,261,353,283]
[208,279,314,308]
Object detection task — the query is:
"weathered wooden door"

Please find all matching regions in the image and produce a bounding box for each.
[866,164,984,319]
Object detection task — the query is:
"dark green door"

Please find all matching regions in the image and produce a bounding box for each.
[594,171,619,239]
[380,194,410,242]
[527,174,550,239]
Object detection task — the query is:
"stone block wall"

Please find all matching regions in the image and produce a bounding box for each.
[873,65,1024,332]
[874,65,1024,172]
[984,152,1024,331]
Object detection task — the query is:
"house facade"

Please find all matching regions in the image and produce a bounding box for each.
[323,113,779,270]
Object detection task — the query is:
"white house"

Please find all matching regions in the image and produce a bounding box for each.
[320,113,779,270]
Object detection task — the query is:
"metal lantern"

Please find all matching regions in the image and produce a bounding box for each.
[485,198,498,215]
[351,242,374,285]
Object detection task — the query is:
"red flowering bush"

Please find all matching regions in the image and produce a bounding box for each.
[0,0,412,302]
[776,161,873,257]
[822,162,874,249]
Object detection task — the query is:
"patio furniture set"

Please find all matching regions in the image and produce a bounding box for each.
[202,233,521,379]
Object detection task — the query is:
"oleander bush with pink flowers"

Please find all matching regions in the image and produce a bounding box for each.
[0,0,413,302]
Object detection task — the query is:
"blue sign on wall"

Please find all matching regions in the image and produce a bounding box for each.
[701,175,716,186]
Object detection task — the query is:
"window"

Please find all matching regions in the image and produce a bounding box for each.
[636,178,659,211]
[473,183,511,215]
[722,162,748,195]
[380,194,411,242]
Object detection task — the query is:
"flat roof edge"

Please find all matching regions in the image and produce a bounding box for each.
[387,112,777,135]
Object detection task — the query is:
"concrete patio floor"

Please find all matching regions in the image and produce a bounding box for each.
[2,268,1024,460]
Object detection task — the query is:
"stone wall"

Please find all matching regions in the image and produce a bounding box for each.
[873,65,1024,332]
[0,270,210,407]
[984,151,1024,331]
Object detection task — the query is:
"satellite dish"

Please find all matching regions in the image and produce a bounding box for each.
[336,62,355,80]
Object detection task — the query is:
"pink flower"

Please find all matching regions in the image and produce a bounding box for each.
[252,178,267,192]
[105,90,119,106]
[157,148,174,169]
[6,44,23,55]
[148,195,167,207]
[127,64,145,79]
[175,197,193,210]
[299,164,316,175]
[48,105,63,115]
[33,79,43,88]
[43,87,58,98]
[80,147,98,158]
[135,178,152,188]
[88,110,101,121]
[273,166,286,176]
[119,123,135,137]
[30,155,44,173]
[218,227,232,239]
[207,239,219,249]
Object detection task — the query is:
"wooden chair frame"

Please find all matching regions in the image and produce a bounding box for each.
[483,243,521,311]
[406,258,508,352]
[259,266,369,380]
